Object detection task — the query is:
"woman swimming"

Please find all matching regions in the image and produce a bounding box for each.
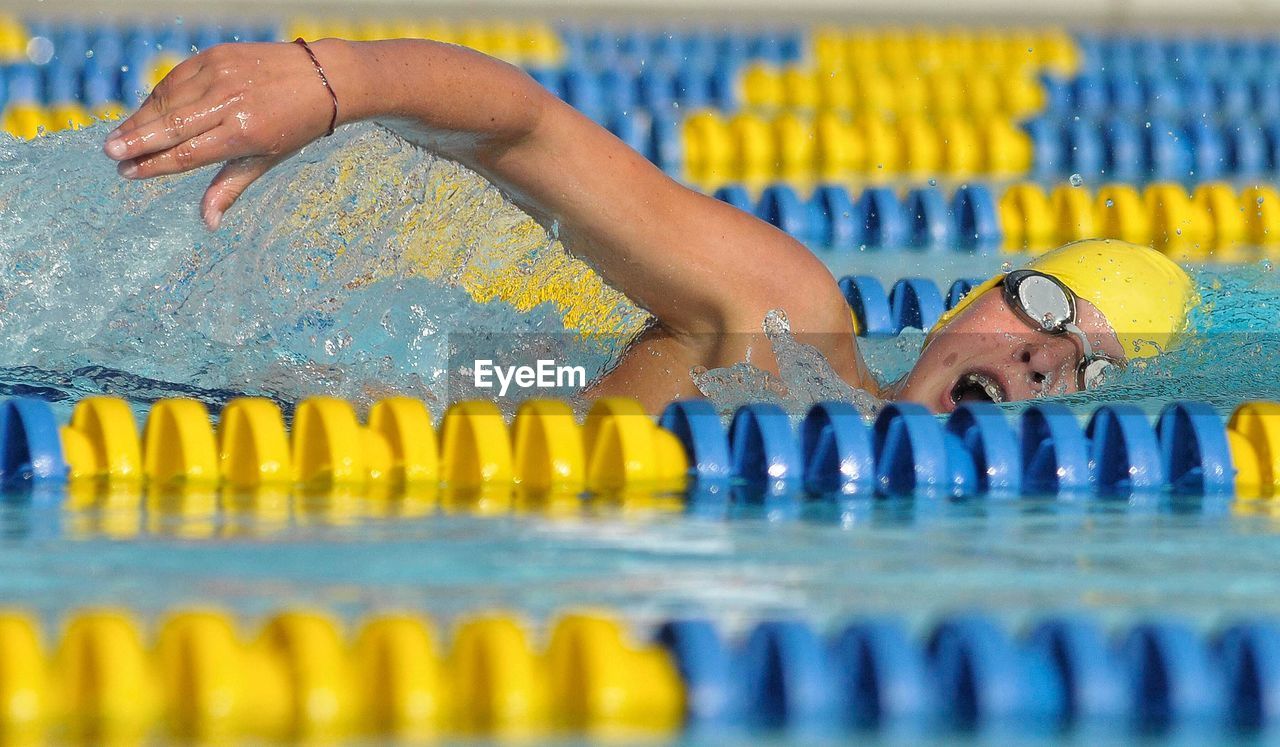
[100,38,1198,414]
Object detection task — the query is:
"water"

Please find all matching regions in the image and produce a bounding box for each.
[2,124,1280,642]
[4,124,1278,424]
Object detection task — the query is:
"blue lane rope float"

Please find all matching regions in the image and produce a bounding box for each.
[836,275,985,337]
[655,611,1280,736]
[712,183,1004,252]
[660,398,1243,499]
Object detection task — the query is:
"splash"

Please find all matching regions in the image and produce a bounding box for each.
[692,309,885,417]
[0,123,644,418]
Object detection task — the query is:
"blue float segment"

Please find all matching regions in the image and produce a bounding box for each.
[1020,404,1091,495]
[838,275,893,337]
[1215,621,1280,731]
[1121,621,1226,731]
[739,620,839,732]
[1063,118,1105,178]
[649,115,683,175]
[758,184,811,242]
[858,187,908,249]
[659,611,1280,736]
[1224,122,1269,176]
[607,111,651,158]
[904,187,952,250]
[873,403,948,497]
[1026,616,1129,725]
[712,183,753,214]
[7,65,41,104]
[829,619,931,729]
[659,399,732,484]
[0,398,67,488]
[655,619,740,728]
[1145,118,1193,181]
[799,402,873,496]
[728,403,802,486]
[950,185,1002,252]
[1102,116,1144,182]
[1024,118,1064,176]
[945,403,1022,497]
[928,615,1065,730]
[1072,73,1109,116]
[1156,402,1233,496]
[1085,405,1165,495]
[810,185,859,250]
[888,278,944,332]
[1185,118,1227,180]
[946,278,986,310]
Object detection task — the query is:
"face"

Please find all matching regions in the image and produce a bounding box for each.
[888,285,1127,414]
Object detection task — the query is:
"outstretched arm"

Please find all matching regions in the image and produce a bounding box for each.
[104,39,876,396]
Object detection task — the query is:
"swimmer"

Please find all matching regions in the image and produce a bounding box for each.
[101,39,1198,413]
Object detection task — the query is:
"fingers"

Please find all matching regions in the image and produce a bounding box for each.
[104,98,225,162]
[201,156,279,230]
[108,55,206,138]
[116,124,239,179]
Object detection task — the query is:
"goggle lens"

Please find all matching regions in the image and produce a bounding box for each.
[1013,273,1073,332]
[1081,358,1117,390]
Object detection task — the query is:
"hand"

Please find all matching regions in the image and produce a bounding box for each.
[103,40,351,230]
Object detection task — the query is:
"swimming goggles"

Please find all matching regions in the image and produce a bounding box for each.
[1001,269,1125,391]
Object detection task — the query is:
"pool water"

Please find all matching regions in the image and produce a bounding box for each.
[3,121,1280,743]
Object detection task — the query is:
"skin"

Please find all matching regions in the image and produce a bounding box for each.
[101,38,1122,414]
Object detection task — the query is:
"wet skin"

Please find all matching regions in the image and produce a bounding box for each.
[885,285,1127,413]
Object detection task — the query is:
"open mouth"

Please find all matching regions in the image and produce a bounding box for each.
[950,371,1008,405]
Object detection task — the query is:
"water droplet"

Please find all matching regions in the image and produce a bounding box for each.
[25,37,54,66]
[928,178,937,187]
[1069,173,1084,187]
[1105,198,1114,208]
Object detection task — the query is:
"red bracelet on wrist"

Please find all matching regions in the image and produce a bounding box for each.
[293,38,339,137]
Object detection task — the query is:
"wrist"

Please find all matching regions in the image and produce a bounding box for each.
[307,38,376,126]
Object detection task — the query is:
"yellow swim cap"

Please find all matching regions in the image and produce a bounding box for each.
[926,239,1198,360]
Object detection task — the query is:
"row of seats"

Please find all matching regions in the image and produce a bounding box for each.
[1,395,1275,499]
[1077,33,1280,77]
[713,183,1003,251]
[2,607,1280,737]
[283,19,562,66]
[558,25,804,70]
[807,27,1079,75]
[681,112,1031,186]
[1042,74,1280,118]
[1027,116,1280,180]
[711,181,1280,255]
[735,65,1045,117]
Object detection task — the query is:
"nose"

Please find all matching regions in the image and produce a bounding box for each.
[1017,337,1081,394]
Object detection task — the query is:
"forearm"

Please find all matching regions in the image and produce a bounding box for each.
[314,38,549,161]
